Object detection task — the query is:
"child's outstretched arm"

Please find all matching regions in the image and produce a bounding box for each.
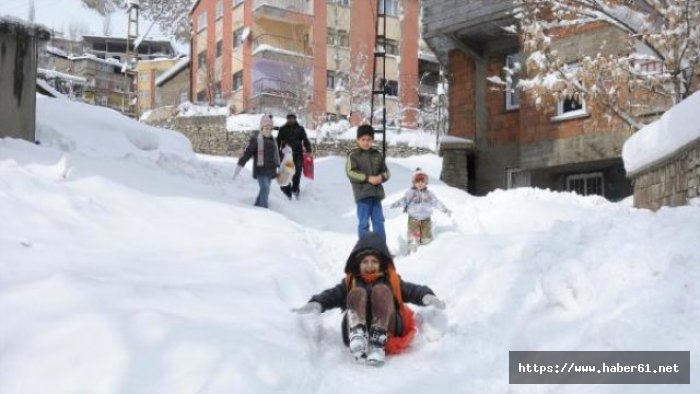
[429,191,452,216]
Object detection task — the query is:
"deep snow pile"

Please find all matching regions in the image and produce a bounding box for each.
[1,97,699,393]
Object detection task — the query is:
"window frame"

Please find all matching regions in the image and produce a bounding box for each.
[216,40,223,58]
[566,172,604,196]
[215,0,224,20]
[197,12,208,32]
[326,70,336,90]
[505,53,520,111]
[232,71,243,91]
[553,94,587,121]
[233,28,245,49]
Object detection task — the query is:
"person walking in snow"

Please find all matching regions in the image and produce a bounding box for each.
[276,113,312,200]
[292,232,446,366]
[233,115,280,208]
[346,125,390,241]
[390,168,451,252]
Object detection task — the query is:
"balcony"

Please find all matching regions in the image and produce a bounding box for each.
[250,78,305,114]
[252,0,313,24]
[252,34,313,64]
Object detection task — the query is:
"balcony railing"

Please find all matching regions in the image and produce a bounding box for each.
[252,34,312,57]
[253,0,312,17]
[252,78,303,100]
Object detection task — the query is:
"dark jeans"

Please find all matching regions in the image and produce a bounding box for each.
[281,152,303,195]
[255,175,272,208]
[356,197,386,240]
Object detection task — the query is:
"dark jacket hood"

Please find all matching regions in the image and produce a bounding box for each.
[344,232,394,274]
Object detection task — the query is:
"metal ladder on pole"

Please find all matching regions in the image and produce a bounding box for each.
[369,0,388,157]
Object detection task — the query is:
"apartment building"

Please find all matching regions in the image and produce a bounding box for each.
[190,0,437,128]
[135,58,179,113]
[82,35,176,62]
[422,0,634,200]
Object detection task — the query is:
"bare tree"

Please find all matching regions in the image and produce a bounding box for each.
[492,0,700,130]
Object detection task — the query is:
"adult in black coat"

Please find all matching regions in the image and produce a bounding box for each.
[276,114,312,199]
[292,232,446,366]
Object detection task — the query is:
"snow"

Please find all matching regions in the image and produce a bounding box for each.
[2,96,698,393]
[251,44,312,58]
[227,113,287,132]
[177,102,230,118]
[308,124,439,150]
[38,68,88,83]
[2,0,171,42]
[36,78,66,99]
[155,57,190,87]
[622,90,700,174]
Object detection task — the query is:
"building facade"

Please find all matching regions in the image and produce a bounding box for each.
[82,35,176,62]
[190,0,438,128]
[155,57,191,108]
[422,0,634,200]
[135,58,179,113]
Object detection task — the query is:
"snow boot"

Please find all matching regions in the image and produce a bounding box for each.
[348,324,368,362]
[366,326,387,367]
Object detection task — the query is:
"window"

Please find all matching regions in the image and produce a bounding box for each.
[216,0,224,19]
[505,168,530,189]
[197,51,207,68]
[214,81,222,94]
[234,0,244,6]
[566,172,604,196]
[505,53,520,110]
[197,90,206,102]
[197,12,207,32]
[379,0,397,16]
[233,28,245,49]
[327,30,335,45]
[216,40,223,57]
[327,0,350,5]
[327,29,349,47]
[139,73,150,82]
[555,94,586,119]
[327,71,336,90]
[378,38,398,55]
[232,71,243,91]
[381,78,398,96]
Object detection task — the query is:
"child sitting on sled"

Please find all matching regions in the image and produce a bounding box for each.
[390,168,451,252]
[292,232,445,366]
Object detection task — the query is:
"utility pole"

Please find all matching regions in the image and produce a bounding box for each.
[123,0,140,117]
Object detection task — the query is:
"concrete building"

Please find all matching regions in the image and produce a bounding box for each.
[422,0,633,200]
[70,56,138,116]
[189,0,438,128]
[155,57,192,108]
[0,17,50,142]
[82,35,176,62]
[135,58,179,113]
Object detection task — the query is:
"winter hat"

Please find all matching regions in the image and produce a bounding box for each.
[356,124,375,139]
[260,115,273,129]
[412,168,428,184]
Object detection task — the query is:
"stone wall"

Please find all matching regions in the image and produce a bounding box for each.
[439,137,475,191]
[630,139,700,210]
[146,116,433,158]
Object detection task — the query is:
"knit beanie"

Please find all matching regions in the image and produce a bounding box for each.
[356,125,375,139]
[260,115,273,129]
[412,168,428,184]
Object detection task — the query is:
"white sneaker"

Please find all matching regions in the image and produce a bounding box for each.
[366,327,387,367]
[348,324,368,362]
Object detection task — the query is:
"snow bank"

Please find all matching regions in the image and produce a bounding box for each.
[36,96,194,160]
[623,90,700,174]
[2,98,698,392]
[226,113,287,132]
[177,102,229,117]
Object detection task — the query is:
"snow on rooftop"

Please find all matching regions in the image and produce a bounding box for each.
[622,90,700,174]
[251,44,312,58]
[155,57,190,87]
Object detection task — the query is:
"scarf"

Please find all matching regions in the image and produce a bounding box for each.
[257,132,280,167]
[360,272,383,283]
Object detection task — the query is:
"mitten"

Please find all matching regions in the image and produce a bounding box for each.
[291,301,322,314]
[422,294,446,310]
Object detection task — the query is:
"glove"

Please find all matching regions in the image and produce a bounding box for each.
[291,301,322,314]
[422,294,446,310]
[233,164,243,179]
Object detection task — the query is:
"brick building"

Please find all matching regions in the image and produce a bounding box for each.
[422,0,634,200]
[189,0,438,128]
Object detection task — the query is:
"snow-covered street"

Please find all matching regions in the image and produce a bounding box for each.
[1,97,699,393]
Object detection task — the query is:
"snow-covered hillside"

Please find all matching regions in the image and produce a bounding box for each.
[1,96,699,393]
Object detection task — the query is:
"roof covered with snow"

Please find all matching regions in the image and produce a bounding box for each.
[155,57,190,87]
[622,90,700,175]
[0,15,50,39]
